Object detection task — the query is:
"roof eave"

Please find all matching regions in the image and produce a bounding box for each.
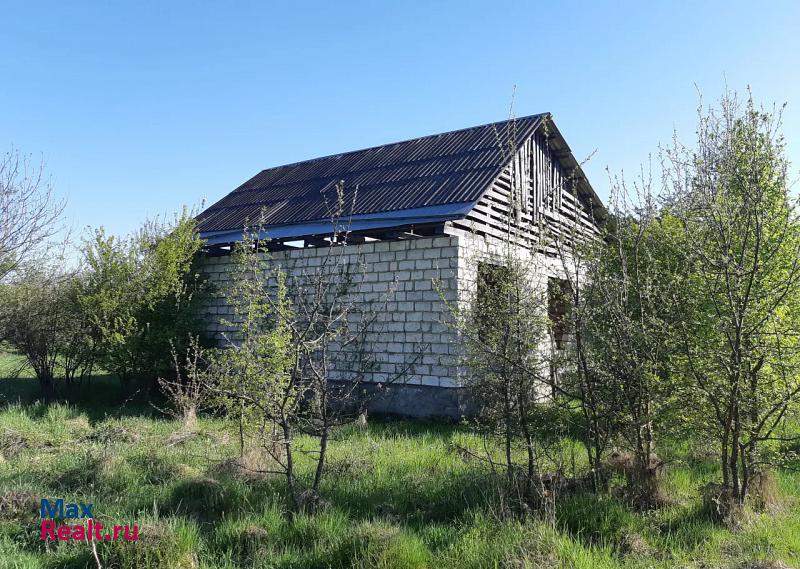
[199,201,475,245]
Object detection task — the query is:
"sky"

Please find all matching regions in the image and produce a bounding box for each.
[2,1,799,239]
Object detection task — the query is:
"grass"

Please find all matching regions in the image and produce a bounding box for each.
[1,351,799,568]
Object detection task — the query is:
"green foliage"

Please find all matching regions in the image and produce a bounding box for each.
[211,228,295,459]
[79,209,209,383]
[581,205,688,504]
[0,271,94,398]
[664,92,800,511]
[1,376,799,568]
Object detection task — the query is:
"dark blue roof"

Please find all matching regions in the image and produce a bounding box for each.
[197,114,546,239]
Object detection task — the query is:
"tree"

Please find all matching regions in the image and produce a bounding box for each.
[549,213,618,494]
[79,210,209,385]
[438,116,583,518]
[0,269,91,399]
[582,175,686,507]
[666,91,800,522]
[0,149,65,281]
[211,188,420,510]
[212,227,295,466]
[158,335,215,430]
[446,240,568,517]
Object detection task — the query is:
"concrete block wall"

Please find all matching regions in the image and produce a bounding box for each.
[452,229,570,396]
[199,235,463,390]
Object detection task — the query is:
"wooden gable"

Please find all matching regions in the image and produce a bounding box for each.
[452,118,603,248]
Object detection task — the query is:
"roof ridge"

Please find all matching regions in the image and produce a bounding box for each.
[247,113,550,175]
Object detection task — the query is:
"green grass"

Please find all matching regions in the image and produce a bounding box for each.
[1,352,798,568]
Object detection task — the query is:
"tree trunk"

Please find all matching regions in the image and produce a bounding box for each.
[38,372,54,402]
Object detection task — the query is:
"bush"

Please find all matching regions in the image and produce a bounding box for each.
[0,272,93,399]
[79,209,210,385]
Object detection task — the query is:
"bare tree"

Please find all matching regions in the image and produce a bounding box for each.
[0,148,65,281]
[157,336,212,430]
[440,113,581,520]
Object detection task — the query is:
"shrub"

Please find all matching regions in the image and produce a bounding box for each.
[79,209,210,385]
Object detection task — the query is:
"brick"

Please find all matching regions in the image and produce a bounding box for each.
[414,364,430,375]
[422,291,443,301]
[415,280,432,291]
[398,260,416,270]
[420,375,439,386]
[438,377,459,388]
[439,246,458,259]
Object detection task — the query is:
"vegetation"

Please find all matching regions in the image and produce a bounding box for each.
[0,269,92,400]
[205,198,421,511]
[439,91,800,533]
[665,93,800,523]
[0,148,65,281]
[0,362,798,569]
[0,210,208,402]
[80,210,209,385]
[2,90,799,566]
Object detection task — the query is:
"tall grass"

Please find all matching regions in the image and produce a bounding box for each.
[1,367,798,568]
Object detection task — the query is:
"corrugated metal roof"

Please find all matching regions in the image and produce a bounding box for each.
[196,114,546,236]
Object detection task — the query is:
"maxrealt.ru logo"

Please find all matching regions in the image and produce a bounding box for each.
[40,499,138,541]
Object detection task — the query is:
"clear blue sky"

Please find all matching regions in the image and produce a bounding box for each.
[2,1,799,237]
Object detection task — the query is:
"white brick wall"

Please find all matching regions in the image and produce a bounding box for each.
[200,231,568,394]
[200,235,462,389]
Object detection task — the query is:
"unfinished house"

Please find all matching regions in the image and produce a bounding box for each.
[197,114,605,417]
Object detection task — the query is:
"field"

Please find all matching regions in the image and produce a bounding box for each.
[1,352,799,569]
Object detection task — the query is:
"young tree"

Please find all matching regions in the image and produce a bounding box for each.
[213,228,295,465]
[440,116,580,517]
[447,240,567,516]
[158,335,215,430]
[583,175,686,507]
[59,274,97,387]
[666,91,800,522]
[212,188,419,510]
